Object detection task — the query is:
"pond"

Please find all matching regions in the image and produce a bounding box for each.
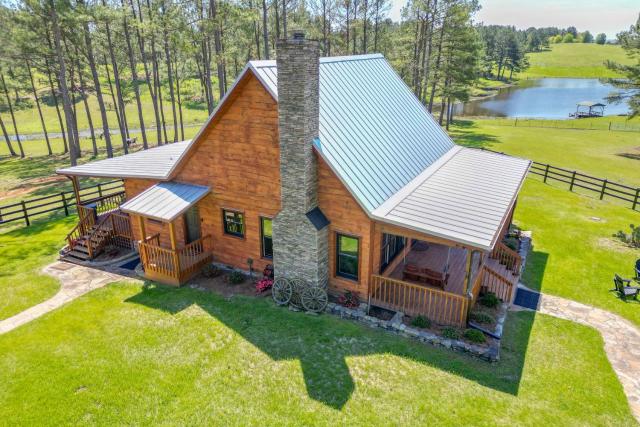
[454,78,633,119]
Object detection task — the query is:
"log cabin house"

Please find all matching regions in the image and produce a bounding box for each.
[57,32,531,327]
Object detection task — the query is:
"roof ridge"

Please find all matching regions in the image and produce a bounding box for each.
[249,53,384,68]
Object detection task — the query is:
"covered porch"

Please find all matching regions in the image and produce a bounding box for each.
[121,181,213,286]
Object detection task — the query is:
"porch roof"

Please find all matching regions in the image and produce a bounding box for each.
[372,147,531,251]
[120,181,210,222]
[56,141,191,179]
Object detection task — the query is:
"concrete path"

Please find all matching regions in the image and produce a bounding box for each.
[513,287,640,422]
[0,262,133,335]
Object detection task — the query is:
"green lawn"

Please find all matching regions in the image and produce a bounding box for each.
[0,215,76,320]
[450,118,640,187]
[0,279,634,425]
[518,43,634,79]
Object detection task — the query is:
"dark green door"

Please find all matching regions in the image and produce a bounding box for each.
[184,206,201,244]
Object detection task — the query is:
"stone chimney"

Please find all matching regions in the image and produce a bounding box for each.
[272,31,329,287]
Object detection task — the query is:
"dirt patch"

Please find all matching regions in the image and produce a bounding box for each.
[0,174,67,201]
[596,237,639,254]
[617,146,640,161]
[188,272,268,299]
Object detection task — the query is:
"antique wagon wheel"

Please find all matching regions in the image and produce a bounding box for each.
[301,286,328,313]
[272,278,292,306]
[289,278,306,308]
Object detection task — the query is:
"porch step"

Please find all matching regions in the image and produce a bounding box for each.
[485,258,520,287]
[64,249,91,261]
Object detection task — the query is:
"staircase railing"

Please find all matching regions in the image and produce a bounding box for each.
[83,213,116,259]
[65,211,96,251]
[481,265,515,303]
[490,241,522,275]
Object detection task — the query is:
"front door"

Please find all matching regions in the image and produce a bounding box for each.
[184,206,201,244]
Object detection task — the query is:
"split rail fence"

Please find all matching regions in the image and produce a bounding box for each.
[0,180,124,227]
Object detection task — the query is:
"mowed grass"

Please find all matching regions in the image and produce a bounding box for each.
[516,179,640,327]
[0,215,76,320]
[450,118,640,187]
[0,278,635,425]
[518,43,634,79]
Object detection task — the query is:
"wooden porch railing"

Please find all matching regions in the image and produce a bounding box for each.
[66,210,97,250]
[109,212,133,248]
[490,242,522,275]
[370,275,469,327]
[480,266,515,303]
[139,235,212,285]
[84,191,126,216]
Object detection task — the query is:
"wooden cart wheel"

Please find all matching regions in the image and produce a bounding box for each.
[301,286,328,313]
[289,278,306,308]
[272,278,292,306]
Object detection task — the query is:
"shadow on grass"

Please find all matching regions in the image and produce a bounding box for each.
[521,249,550,292]
[449,120,501,149]
[125,281,536,410]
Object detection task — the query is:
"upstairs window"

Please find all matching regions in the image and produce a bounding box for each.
[336,233,359,281]
[223,209,245,237]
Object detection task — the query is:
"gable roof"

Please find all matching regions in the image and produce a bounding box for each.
[250,54,455,212]
[56,140,190,179]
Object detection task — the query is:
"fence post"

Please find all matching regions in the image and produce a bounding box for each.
[543,164,550,183]
[569,171,576,192]
[600,179,607,200]
[514,118,518,127]
[609,121,612,131]
[21,201,30,226]
[61,192,69,216]
[98,183,103,198]
[633,188,640,211]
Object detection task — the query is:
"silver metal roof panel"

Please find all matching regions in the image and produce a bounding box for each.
[120,181,210,222]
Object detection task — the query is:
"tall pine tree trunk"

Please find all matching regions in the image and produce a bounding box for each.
[26,60,52,155]
[74,52,97,156]
[0,114,16,156]
[49,0,78,166]
[210,0,225,98]
[121,0,147,149]
[104,58,126,153]
[0,70,24,158]
[78,0,113,157]
[161,3,178,143]
[44,57,68,154]
[261,0,269,59]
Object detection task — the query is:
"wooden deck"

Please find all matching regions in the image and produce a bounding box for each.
[386,242,468,296]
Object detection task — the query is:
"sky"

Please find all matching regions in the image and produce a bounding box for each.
[389,0,639,39]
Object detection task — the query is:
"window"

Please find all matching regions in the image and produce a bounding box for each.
[336,233,359,281]
[260,217,273,258]
[380,233,406,271]
[223,209,245,237]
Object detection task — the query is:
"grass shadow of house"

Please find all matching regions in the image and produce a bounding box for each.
[125,279,538,410]
[448,120,501,149]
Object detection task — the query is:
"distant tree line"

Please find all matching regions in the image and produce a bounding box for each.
[606,14,640,118]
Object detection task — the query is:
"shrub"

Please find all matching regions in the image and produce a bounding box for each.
[226,270,245,285]
[464,329,486,343]
[503,236,519,251]
[255,278,273,293]
[614,224,640,248]
[411,315,431,329]
[202,264,222,278]
[442,327,460,340]
[338,291,359,308]
[469,311,495,324]
[479,292,499,308]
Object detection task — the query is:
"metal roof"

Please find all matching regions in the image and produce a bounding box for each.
[56,141,191,179]
[249,54,455,212]
[372,147,531,250]
[120,181,210,222]
[577,101,606,107]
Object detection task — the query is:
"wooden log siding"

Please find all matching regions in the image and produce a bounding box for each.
[370,275,469,327]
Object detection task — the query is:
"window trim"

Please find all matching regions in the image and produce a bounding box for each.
[335,232,360,282]
[260,216,273,259]
[222,208,246,238]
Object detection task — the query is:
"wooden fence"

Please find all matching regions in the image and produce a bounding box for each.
[482,118,640,133]
[480,148,640,211]
[0,180,124,227]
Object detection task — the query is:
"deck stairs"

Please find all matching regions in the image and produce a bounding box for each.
[484,257,520,287]
[62,212,117,262]
[485,241,523,288]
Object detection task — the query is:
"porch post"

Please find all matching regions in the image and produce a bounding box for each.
[169,221,181,281]
[464,248,473,295]
[137,215,146,241]
[68,175,82,217]
[169,222,178,250]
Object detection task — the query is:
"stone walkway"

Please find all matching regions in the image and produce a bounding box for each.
[0,261,134,335]
[514,287,640,422]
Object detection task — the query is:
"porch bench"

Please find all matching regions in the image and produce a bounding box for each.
[403,264,449,288]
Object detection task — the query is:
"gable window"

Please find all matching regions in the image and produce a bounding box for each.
[336,233,359,281]
[223,209,245,237]
[380,233,406,272]
[260,217,273,258]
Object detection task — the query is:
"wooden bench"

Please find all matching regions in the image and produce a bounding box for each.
[402,264,449,288]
